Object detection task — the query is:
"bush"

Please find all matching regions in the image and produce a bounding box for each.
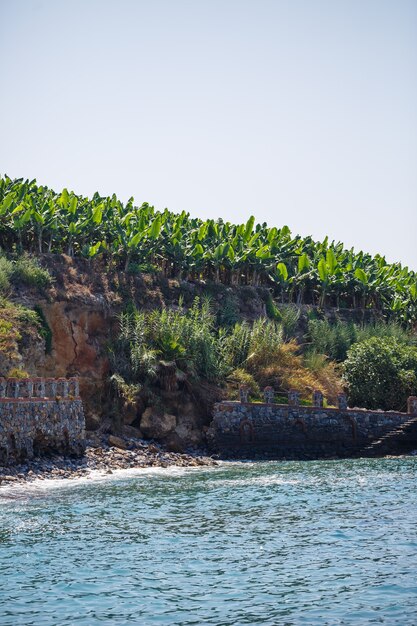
[344,337,417,411]
[226,368,260,400]
[304,351,343,405]
[0,256,13,293]
[217,295,240,327]
[11,253,52,289]
[307,319,356,361]
[114,297,223,383]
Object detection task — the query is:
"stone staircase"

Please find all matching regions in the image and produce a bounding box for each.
[362,416,417,457]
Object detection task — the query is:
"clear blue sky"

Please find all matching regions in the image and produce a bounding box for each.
[1,0,416,268]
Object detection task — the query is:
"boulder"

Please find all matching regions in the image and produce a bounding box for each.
[163,432,185,453]
[122,424,144,439]
[122,402,139,426]
[108,435,128,450]
[140,407,176,439]
[174,411,204,446]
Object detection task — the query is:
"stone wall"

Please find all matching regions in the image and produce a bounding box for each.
[207,394,417,459]
[0,377,85,465]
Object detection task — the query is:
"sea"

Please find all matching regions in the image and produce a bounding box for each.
[0,457,416,625]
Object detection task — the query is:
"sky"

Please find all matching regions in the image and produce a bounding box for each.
[1,0,416,269]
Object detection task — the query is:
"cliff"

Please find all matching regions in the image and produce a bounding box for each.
[2,254,386,451]
[3,255,270,447]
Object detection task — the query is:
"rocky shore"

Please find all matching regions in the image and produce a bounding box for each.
[0,433,219,487]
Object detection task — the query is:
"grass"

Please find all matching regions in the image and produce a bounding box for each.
[0,250,52,293]
[306,318,415,362]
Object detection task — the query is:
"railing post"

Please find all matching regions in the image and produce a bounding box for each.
[288,390,300,406]
[239,384,249,403]
[263,386,274,404]
[407,396,417,415]
[27,379,34,398]
[8,378,20,398]
[0,378,6,398]
[312,390,323,407]
[337,394,348,410]
[32,377,40,398]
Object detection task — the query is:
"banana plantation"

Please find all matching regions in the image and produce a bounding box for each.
[1,175,416,323]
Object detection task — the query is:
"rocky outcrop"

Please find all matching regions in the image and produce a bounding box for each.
[140,407,177,439]
[39,302,112,422]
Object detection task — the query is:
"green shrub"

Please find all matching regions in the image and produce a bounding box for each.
[278,305,300,339]
[115,297,223,383]
[217,295,240,327]
[265,293,282,322]
[33,305,52,353]
[0,256,13,293]
[11,254,52,289]
[220,318,284,372]
[344,337,417,411]
[307,319,357,362]
[227,368,260,400]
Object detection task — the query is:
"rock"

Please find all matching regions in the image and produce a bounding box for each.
[122,424,144,439]
[163,432,185,453]
[122,400,142,426]
[140,407,176,439]
[108,435,128,450]
[86,413,102,431]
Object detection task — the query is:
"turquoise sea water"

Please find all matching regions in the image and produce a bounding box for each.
[0,458,416,625]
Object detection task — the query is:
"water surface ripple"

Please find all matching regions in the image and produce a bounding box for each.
[1,458,416,625]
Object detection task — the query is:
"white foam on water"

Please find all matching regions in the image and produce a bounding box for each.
[0,463,224,501]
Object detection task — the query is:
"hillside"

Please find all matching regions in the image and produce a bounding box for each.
[0,176,416,451]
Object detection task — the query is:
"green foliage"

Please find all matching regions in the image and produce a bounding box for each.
[344,337,417,410]
[0,174,416,322]
[110,373,142,402]
[33,305,52,353]
[113,297,223,383]
[217,295,240,327]
[307,319,357,362]
[0,251,51,292]
[0,318,20,357]
[277,305,300,339]
[0,296,42,363]
[0,256,12,293]
[227,368,261,400]
[307,318,415,362]
[265,293,282,321]
[11,253,52,288]
[220,318,284,373]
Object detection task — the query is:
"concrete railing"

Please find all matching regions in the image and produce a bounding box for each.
[0,377,80,400]
[239,385,417,415]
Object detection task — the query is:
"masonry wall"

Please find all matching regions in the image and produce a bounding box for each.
[0,377,85,465]
[207,401,413,459]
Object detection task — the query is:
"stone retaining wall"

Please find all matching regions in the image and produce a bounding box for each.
[0,378,85,465]
[207,396,416,459]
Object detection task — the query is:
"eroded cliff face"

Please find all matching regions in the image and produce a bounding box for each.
[39,302,113,424]
[3,255,268,447]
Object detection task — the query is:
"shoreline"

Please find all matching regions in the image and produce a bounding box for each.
[0,433,219,488]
